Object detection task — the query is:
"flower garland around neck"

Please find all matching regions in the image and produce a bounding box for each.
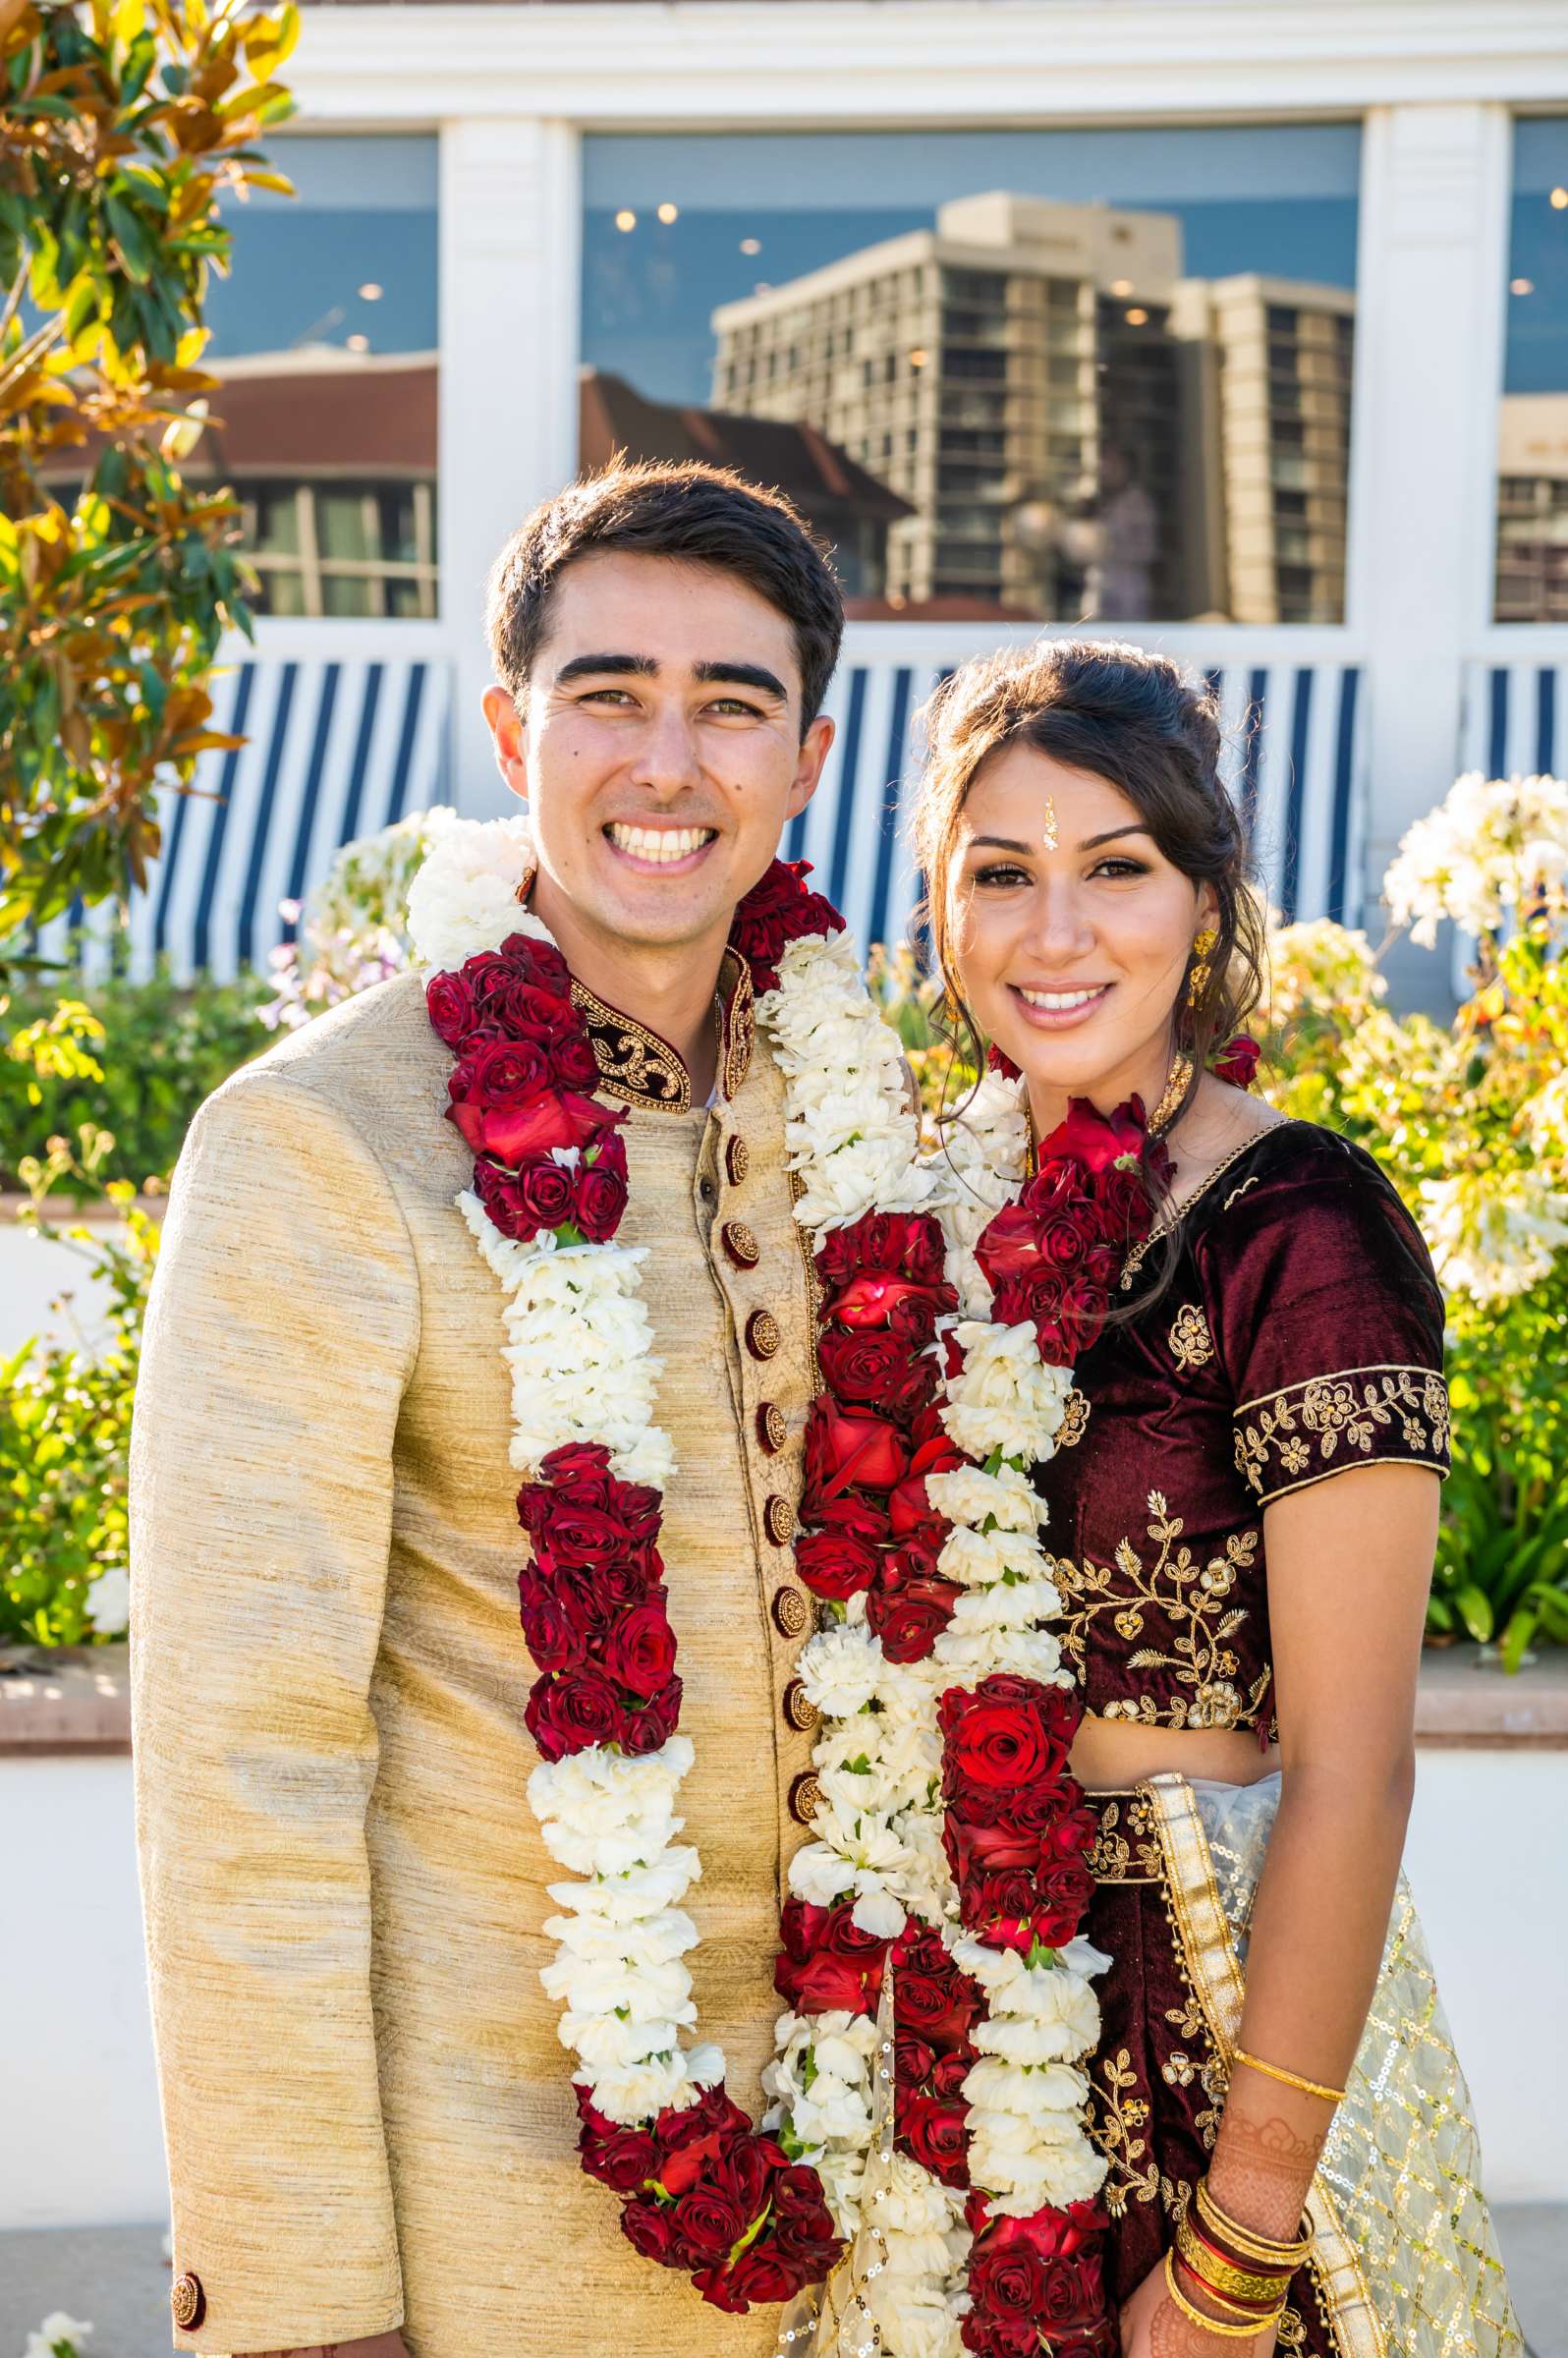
[408,815,945,2324]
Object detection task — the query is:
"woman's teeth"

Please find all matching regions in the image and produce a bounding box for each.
[606,822,715,864]
[1017,985,1107,1010]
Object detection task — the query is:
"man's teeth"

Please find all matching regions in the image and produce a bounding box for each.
[607,822,715,863]
[1018,985,1106,1010]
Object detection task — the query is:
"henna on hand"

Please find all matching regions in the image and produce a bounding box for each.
[1207,2098,1327,2242]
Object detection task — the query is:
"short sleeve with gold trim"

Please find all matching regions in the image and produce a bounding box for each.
[1193,1127,1451,1506]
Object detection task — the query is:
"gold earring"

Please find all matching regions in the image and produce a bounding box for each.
[1187,926,1219,1008]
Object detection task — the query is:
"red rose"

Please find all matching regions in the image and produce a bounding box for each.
[576,2092,658,2193]
[826,1273,943,1331]
[620,2195,684,2268]
[729,857,844,993]
[694,2244,801,2314]
[511,1154,577,1233]
[518,1569,588,1674]
[968,2237,1050,2322]
[655,2082,753,2152]
[974,1201,1053,1285]
[1212,1031,1260,1089]
[530,1501,634,1574]
[1039,1095,1148,1175]
[818,1325,936,1426]
[898,2093,970,2186]
[895,2032,935,2089]
[894,1965,981,2048]
[574,1130,630,1243]
[985,1041,1022,1080]
[1039,2251,1108,2331]
[867,1556,961,1664]
[498,931,572,996]
[472,1157,538,1239]
[815,1211,947,1287]
[775,1897,887,2017]
[525,1665,624,1760]
[603,1600,679,1697]
[804,1401,911,1496]
[478,1088,616,1168]
[669,2184,748,2262]
[797,1485,891,1545]
[770,2164,840,2273]
[794,1529,878,1602]
[941,1677,1072,1792]
[621,1677,683,1754]
[426,969,480,1048]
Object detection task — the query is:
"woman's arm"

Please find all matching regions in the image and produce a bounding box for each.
[1123,1458,1439,2352]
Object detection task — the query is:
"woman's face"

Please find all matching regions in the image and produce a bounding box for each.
[947,741,1215,1112]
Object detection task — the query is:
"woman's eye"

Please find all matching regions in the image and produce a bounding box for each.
[972,862,1031,889]
[1091,857,1150,879]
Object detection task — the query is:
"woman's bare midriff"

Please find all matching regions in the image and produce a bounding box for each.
[1069,1712,1282,1794]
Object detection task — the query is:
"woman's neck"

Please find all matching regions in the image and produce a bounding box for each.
[1025,1037,1179,1147]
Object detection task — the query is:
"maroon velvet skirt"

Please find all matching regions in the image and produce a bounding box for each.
[1084,1785,1335,2355]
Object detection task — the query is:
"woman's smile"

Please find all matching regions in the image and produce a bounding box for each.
[1008,981,1115,1029]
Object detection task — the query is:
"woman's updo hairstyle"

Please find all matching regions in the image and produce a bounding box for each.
[911,637,1266,1141]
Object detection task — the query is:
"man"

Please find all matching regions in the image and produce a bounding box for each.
[132,462,844,2358]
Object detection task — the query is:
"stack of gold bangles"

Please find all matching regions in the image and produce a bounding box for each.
[1166,2179,1316,2339]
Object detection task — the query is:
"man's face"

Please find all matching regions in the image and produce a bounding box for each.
[482,550,834,954]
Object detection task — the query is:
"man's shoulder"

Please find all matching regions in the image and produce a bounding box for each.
[196,971,447,1151]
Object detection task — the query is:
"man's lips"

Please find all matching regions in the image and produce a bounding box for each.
[602,819,719,872]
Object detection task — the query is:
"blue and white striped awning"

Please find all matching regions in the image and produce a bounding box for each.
[36,639,1366,982]
[1460,656,1568,779]
[787,652,1367,953]
[36,654,452,985]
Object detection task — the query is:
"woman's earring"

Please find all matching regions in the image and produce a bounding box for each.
[1186,926,1219,1008]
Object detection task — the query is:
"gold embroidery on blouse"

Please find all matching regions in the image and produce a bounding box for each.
[1168,1302,1214,1376]
[1233,1364,1451,1502]
[1057,1492,1270,1732]
[1056,1388,1091,1448]
[1090,2048,1159,2216]
[1223,1173,1261,1210]
[1120,1126,1295,1289]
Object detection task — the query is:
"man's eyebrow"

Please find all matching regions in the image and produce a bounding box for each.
[553,652,658,686]
[692,659,789,702]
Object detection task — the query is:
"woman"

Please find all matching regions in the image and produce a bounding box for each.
[912,641,1520,2357]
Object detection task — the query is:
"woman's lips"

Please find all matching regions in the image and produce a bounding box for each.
[1007,982,1113,1031]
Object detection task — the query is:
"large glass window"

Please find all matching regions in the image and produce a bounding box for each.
[581,126,1361,625]
[1496,120,1568,625]
[197,135,439,617]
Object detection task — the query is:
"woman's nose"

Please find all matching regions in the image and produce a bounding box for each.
[1025,880,1095,963]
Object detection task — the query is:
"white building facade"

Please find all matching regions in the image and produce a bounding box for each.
[81,0,1568,998]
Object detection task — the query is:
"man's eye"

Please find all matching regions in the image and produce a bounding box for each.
[706,697,762,718]
[582,687,636,706]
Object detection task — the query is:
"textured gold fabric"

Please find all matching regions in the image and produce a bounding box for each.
[131,969,818,2357]
[1148,1774,1523,2358]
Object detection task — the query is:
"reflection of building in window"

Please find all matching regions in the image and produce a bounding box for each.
[189,350,439,618]
[1172,277,1354,625]
[711,194,1354,626]
[712,194,1185,617]
[579,368,910,597]
[1496,395,1568,623]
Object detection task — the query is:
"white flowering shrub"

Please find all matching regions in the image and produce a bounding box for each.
[261,806,460,1030]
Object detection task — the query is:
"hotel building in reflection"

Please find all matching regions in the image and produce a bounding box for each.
[710,192,1355,626]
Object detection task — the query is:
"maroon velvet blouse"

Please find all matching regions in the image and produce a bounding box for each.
[1035,1121,1451,1736]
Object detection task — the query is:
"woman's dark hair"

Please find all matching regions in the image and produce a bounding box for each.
[485,458,844,734]
[911,638,1268,1300]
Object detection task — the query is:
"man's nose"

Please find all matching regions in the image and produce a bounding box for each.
[627,702,702,799]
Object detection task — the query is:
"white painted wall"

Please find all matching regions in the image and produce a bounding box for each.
[1,1744,1561,2230]
[0,1218,119,1359]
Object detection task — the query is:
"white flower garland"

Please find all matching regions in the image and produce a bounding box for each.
[409,823,1107,2357]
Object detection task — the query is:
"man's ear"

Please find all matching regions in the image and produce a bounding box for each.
[481,684,529,800]
[786,712,835,823]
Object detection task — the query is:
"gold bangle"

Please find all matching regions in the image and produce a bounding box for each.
[1176,2216,1294,2305]
[1171,2256,1276,2325]
[1164,2252,1281,2340]
[1196,2179,1314,2266]
[1232,2046,1347,2105]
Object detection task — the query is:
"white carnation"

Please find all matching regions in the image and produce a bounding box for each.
[799,1621,886,1718]
[407,811,541,969]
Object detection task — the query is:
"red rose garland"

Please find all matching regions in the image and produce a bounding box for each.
[425,841,1187,2347]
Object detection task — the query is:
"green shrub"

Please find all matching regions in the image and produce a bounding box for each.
[2,966,270,1193]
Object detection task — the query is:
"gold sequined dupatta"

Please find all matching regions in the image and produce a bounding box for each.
[1146,1772,1522,2358]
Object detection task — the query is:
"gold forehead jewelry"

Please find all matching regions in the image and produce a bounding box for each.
[1040,798,1059,852]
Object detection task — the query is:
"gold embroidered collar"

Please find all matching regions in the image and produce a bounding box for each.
[572,948,756,1115]
[510,861,756,1114]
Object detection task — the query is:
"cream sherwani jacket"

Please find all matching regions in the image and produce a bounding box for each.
[131,958,822,2358]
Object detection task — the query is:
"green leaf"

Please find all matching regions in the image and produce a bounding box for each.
[1500,1607,1539,1676]
[1453,1584,1494,1645]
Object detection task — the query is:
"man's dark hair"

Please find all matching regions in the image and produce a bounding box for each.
[485,459,845,733]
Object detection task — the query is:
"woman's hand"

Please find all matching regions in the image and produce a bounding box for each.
[1120,2252,1278,2357]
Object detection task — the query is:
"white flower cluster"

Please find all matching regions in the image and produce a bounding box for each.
[933,1069,1030,1316]
[1384,769,1568,948]
[761,932,940,1228]
[1421,1168,1568,1304]
[951,1937,1110,2218]
[859,2154,972,2358]
[24,2318,93,2358]
[406,809,548,972]
[762,2006,882,2232]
